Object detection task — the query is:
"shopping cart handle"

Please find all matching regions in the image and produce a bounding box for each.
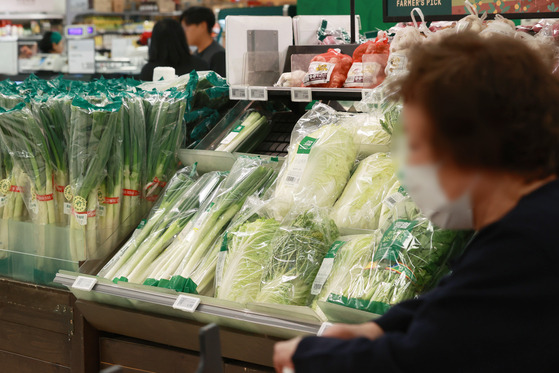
[195,323,224,373]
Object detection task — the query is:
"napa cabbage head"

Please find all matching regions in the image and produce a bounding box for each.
[330,152,395,230]
[271,124,356,220]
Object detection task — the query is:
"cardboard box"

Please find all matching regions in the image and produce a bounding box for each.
[92,0,112,12]
[113,0,125,12]
[157,0,175,13]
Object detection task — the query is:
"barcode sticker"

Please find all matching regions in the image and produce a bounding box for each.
[284,155,308,188]
[317,322,333,336]
[291,87,312,102]
[311,258,335,295]
[249,86,268,101]
[229,86,248,100]
[384,192,406,208]
[173,294,201,313]
[72,276,97,292]
[0,196,6,207]
[64,202,71,215]
[75,213,88,226]
[98,205,106,217]
[215,251,228,287]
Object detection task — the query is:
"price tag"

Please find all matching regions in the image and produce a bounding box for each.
[229,86,248,100]
[291,87,312,102]
[361,88,374,101]
[75,213,88,226]
[317,322,333,336]
[249,86,268,101]
[173,294,201,313]
[72,276,97,291]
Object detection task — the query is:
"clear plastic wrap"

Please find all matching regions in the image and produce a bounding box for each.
[312,233,382,305]
[303,48,353,88]
[378,180,421,232]
[98,165,200,281]
[215,198,280,304]
[68,97,123,261]
[0,104,55,226]
[325,218,471,315]
[330,153,396,230]
[143,88,192,204]
[270,103,357,220]
[159,157,279,294]
[256,207,339,306]
[32,94,72,226]
[336,112,392,146]
[119,95,147,231]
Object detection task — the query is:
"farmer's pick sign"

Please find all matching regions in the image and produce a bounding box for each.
[384,0,559,21]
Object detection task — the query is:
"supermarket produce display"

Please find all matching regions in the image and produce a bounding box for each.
[5,5,559,371]
[0,71,230,284]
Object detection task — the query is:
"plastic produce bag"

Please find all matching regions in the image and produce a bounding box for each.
[68,97,123,261]
[98,165,202,281]
[256,207,339,306]
[312,233,382,304]
[326,218,471,315]
[0,104,55,225]
[160,157,279,294]
[336,112,392,146]
[303,48,353,88]
[378,180,421,232]
[215,198,281,304]
[143,89,191,203]
[330,153,396,230]
[270,103,357,220]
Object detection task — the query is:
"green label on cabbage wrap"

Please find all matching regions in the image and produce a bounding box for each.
[375,219,419,262]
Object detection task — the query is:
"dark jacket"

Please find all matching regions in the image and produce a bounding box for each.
[294,179,559,372]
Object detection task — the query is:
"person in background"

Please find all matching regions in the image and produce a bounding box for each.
[140,18,208,81]
[180,6,226,77]
[273,33,559,372]
[37,31,64,54]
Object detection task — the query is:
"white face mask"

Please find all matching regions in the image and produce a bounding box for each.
[400,164,474,230]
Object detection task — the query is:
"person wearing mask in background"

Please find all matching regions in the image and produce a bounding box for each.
[180,6,226,77]
[38,31,64,54]
[140,18,208,82]
[273,33,559,373]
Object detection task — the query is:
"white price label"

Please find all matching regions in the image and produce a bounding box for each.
[229,86,248,100]
[173,294,201,313]
[317,322,333,336]
[219,131,240,146]
[384,192,406,208]
[284,154,309,187]
[249,86,268,101]
[75,213,88,226]
[0,196,7,207]
[311,258,335,295]
[98,205,106,217]
[291,87,312,102]
[72,276,98,291]
[64,202,71,215]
